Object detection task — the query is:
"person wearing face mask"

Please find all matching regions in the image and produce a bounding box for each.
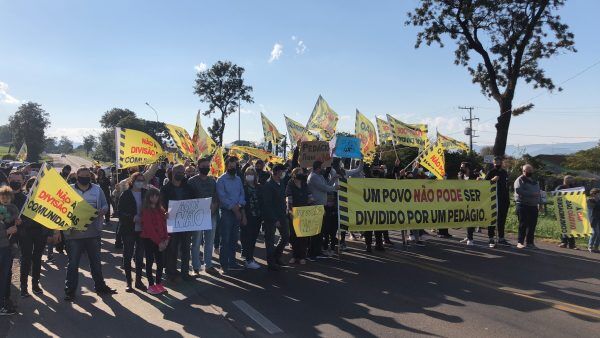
[64,167,115,301]
[96,169,112,225]
[117,172,148,292]
[241,167,262,269]
[286,167,312,264]
[514,164,542,249]
[254,159,271,185]
[216,157,246,273]
[307,161,337,260]
[185,165,197,180]
[8,172,48,298]
[587,188,600,253]
[485,156,510,247]
[261,164,289,270]
[555,175,580,249]
[160,164,195,282]
[188,157,219,275]
[458,162,478,246]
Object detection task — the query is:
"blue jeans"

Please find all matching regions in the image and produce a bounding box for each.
[65,237,106,293]
[219,209,240,270]
[589,223,600,249]
[191,215,217,270]
[0,246,12,306]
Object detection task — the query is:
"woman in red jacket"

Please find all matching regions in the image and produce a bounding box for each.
[140,187,169,295]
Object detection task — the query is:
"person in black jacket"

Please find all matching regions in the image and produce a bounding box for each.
[118,172,147,292]
[485,156,511,247]
[160,164,195,282]
[97,169,112,225]
[9,171,50,298]
[261,165,289,271]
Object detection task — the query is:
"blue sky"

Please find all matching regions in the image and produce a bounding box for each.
[1,0,598,147]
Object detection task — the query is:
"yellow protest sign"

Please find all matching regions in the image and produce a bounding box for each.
[165,123,197,158]
[355,110,377,162]
[21,163,98,231]
[552,188,592,237]
[306,95,338,141]
[387,114,428,148]
[338,178,496,231]
[418,139,446,179]
[116,128,164,169]
[210,147,225,177]
[292,205,325,237]
[17,143,27,161]
[285,115,316,144]
[193,111,217,158]
[437,132,469,152]
[261,113,284,145]
[376,117,393,143]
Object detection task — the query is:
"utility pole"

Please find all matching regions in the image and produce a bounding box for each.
[459,106,479,153]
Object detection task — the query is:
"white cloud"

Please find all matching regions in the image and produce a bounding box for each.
[194,63,207,72]
[291,35,297,41]
[268,43,283,63]
[0,81,19,104]
[296,40,307,55]
[339,115,351,121]
[47,127,104,143]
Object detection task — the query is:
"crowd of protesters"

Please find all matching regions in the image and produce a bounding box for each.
[0,147,598,315]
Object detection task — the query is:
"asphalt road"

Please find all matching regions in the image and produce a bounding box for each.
[2,225,599,337]
[47,153,93,169]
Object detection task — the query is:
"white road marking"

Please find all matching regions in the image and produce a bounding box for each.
[232,300,283,334]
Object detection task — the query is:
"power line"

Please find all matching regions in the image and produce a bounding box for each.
[477,130,598,139]
[459,106,478,152]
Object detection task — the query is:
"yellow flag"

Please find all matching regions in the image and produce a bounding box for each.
[552,188,592,237]
[355,110,377,162]
[418,139,446,179]
[229,146,274,162]
[285,115,316,145]
[192,112,217,158]
[165,123,197,158]
[21,163,98,230]
[376,117,393,142]
[210,147,225,177]
[387,114,428,148]
[306,95,338,141]
[116,128,164,169]
[17,143,27,161]
[437,132,469,152]
[292,205,325,237]
[260,113,284,145]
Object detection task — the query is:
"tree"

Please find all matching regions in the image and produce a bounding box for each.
[0,124,11,144]
[57,136,74,154]
[564,145,600,174]
[193,61,254,146]
[44,137,59,153]
[8,102,51,162]
[100,108,137,129]
[406,0,576,156]
[82,135,97,156]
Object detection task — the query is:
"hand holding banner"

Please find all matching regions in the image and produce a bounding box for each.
[299,141,332,168]
[551,188,592,237]
[334,136,363,159]
[292,205,325,237]
[167,198,213,233]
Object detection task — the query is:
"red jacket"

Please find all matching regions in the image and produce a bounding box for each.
[141,208,169,245]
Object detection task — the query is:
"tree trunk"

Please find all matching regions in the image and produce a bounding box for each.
[219,113,226,147]
[493,101,512,157]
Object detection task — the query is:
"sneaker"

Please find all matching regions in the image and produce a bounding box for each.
[245,260,260,269]
[460,237,469,243]
[288,258,296,264]
[497,238,510,246]
[307,256,317,262]
[409,235,415,241]
[466,240,474,246]
[148,285,161,295]
[96,286,117,295]
[205,266,219,275]
[156,284,167,294]
[0,306,17,316]
[488,239,496,248]
[125,285,134,293]
[340,242,347,251]
[517,243,526,249]
[135,281,148,291]
[32,284,43,295]
[588,247,594,253]
[20,289,31,298]
[558,243,567,248]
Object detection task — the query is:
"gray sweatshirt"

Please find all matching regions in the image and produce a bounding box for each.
[65,183,108,240]
[514,175,541,206]
[308,171,336,205]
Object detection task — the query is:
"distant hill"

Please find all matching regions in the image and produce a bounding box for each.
[475,141,597,157]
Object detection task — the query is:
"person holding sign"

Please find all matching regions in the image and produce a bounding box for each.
[286,168,313,264]
[514,164,542,249]
[458,162,478,246]
[261,164,290,270]
[117,172,148,292]
[485,156,511,246]
[555,175,580,249]
[64,167,115,301]
[307,160,337,260]
[160,164,195,282]
[587,188,600,253]
[216,157,246,273]
[0,186,19,315]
